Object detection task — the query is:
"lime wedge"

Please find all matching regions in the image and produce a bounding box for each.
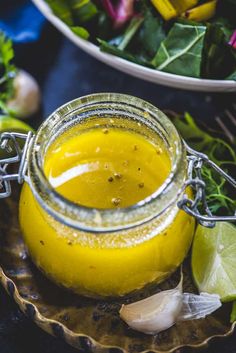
[0,115,33,158]
[0,115,32,133]
[192,222,236,302]
[231,301,236,323]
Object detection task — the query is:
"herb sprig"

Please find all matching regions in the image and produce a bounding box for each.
[170,112,236,216]
[0,33,16,112]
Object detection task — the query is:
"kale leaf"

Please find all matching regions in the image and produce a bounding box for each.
[99,10,165,65]
[130,10,165,60]
[152,23,206,78]
[201,24,236,79]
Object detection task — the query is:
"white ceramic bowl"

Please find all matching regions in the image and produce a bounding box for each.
[33,0,236,92]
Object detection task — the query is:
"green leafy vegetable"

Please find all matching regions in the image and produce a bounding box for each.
[0,33,16,109]
[98,16,150,66]
[227,70,236,80]
[69,0,98,23]
[117,17,144,51]
[44,0,236,80]
[230,302,236,323]
[99,39,148,66]
[99,10,166,65]
[45,0,97,39]
[152,23,206,78]
[212,17,234,41]
[171,112,236,215]
[201,24,236,79]
[93,11,112,40]
[131,10,165,60]
[70,26,89,40]
[45,0,73,25]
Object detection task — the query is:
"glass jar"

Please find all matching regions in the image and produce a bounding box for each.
[7,94,196,297]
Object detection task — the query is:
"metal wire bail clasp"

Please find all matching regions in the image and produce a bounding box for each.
[178,141,236,228]
[0,131,34,198]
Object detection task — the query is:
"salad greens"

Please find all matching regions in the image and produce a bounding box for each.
[99,9,166,65]
[170,112,236,215]
[44,0,236,80]
[45,0,98,38]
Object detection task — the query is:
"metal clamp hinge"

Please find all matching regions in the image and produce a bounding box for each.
[0,131,34,199]
[178,141,236,228]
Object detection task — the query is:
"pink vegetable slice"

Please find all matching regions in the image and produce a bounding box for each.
[229,30,236,49]
[101,0,135,28]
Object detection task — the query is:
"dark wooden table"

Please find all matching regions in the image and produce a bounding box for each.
[0,23,236,353]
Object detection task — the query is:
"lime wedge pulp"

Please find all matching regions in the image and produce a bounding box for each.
[192,222,236,302]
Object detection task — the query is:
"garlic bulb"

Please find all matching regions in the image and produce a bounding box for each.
[120,277,183,335]
[7,70,40,119]
[120,276,222,335]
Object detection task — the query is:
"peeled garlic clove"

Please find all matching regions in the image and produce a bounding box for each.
[120,276,183,335]
[6,70,40,119]
[178,292,222,321]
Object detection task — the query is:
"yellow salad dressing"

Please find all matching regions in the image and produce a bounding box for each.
[19,125,195,297]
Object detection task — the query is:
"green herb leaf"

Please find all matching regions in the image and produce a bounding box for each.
[0,34,14,67]
[69,0,98,24]
[171,112,236,215]
[45,0,96,38]
[98,16,150,65]
[118,17,144,51]
[44,0,73,25]
[226,70,236,80]
[152,23,206,78]
[98,39,149,66]
[0,33,16,109]
[70,26,89,39]
[230,302,236,323]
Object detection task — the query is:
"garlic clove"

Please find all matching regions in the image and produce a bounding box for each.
[120,289,183,334]
[6,70,40,119]
[120,275,183,335]
[119,272,222,335]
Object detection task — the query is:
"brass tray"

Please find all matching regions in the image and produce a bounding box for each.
[0,187,235,353]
